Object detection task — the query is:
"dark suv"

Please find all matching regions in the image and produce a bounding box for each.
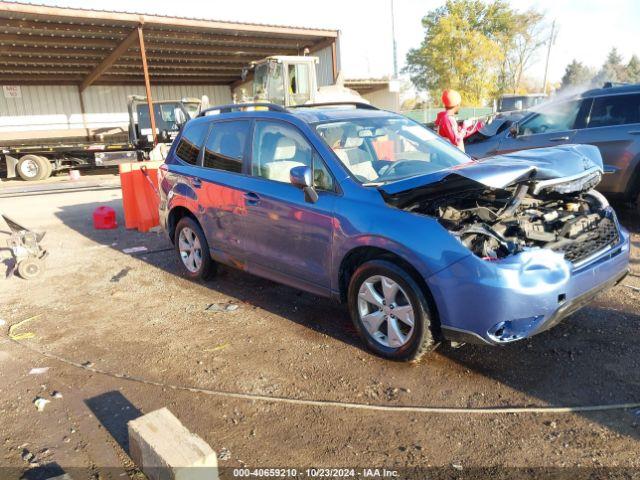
[466,84,640,208]
[158,103,629,361]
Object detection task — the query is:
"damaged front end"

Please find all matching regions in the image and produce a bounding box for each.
[381,144,616,266]
[417,184,616,266]
[380,145,630,344]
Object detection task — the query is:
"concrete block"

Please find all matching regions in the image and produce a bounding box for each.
[128,407,218,480]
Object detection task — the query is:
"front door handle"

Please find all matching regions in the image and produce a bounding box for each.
[549,136,570,142]
[192,177,202,189]
[244,192,260,206]
[628,130,640,135]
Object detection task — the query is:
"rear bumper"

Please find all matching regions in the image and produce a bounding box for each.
[430,225,631,345]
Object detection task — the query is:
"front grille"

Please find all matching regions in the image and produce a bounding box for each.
[554,217,619,264]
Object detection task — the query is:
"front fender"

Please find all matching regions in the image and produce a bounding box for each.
[331,198,472,293]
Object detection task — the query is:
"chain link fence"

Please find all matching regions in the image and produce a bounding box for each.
[402,107,494,124]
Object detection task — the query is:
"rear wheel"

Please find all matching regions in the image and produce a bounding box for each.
[348,259,436,361]
[17,155,50,181]
[39,156,52,180]
[174,217,216,280]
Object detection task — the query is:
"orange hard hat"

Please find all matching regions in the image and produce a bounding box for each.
[442,89,462,108]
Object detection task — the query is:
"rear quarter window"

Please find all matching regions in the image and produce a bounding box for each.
[587,93,640,128]
[175,122,209,165]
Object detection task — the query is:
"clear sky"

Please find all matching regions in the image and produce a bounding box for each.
[18,0,640,87]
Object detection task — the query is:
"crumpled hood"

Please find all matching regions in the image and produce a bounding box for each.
[380,144,603,208]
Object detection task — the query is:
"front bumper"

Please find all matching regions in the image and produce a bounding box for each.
[429,224,631,345]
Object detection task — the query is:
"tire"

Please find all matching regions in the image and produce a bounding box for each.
[38,156,52,180]
[17,258,44,279]
[17,155,50,181]
[348,259,436,361]
[174,216,216,280]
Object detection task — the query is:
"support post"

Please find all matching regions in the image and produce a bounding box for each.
[137,25,157,146]
[331,40,338,83]
[77,85,89,140]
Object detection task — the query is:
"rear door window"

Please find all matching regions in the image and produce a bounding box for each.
[202,120,251,173]
[587,94,640,128]
[175,122,209,165]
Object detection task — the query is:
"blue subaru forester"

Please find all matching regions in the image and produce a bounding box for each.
[159,102,630,361]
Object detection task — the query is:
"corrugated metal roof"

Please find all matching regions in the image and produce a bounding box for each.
[3,0,338,33]
[0,0,338,32]
[0,1,338,87]
[345,78,392,94]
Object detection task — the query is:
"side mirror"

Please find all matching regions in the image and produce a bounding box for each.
[290,165,318,203]
[508,123,519,137]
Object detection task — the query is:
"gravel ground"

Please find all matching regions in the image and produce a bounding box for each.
[0,178,639,479]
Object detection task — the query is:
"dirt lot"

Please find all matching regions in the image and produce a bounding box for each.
[1,176,639,479]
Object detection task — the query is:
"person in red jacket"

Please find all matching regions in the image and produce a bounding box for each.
[434,89,482,152]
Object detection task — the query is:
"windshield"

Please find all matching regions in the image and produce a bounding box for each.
[136,102,186,132]
[315,117,470,185]
[499,95,546,112]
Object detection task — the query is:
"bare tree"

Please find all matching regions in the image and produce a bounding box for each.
[501,10,546,93]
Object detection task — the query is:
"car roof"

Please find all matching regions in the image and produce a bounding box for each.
[581,83,640,98]
[287,106,397,124]
[190,104,401,128]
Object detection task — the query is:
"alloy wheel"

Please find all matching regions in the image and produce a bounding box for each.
[357,275,415,348]
[178,226,203,273]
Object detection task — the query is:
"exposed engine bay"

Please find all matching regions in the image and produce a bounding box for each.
[406,185,619,264]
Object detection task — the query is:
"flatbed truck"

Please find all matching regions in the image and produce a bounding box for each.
[1,96,195,181]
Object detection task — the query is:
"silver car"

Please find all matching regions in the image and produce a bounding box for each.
[466,83,640,210]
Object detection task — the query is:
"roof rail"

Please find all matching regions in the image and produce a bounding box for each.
[603,81,630,89]
[290,102,379,110]
[198,103,287,117]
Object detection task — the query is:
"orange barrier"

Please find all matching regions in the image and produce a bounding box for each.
[119,161,163,233]
[372,139,396,161]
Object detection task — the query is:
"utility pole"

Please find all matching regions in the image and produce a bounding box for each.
[542,20,556,94]
[391,0,398,79]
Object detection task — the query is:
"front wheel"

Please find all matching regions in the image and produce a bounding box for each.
[348,260,436,361]
[174,217,216,280]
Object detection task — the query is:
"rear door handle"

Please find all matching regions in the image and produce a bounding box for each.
[628,130,640,135]
[549,136,570,142]
[244,192,260,206]
[192,177,202,189]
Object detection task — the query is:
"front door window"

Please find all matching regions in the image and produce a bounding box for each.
[519,100,580,136]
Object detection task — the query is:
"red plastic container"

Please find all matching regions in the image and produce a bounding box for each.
[93,206,118,230]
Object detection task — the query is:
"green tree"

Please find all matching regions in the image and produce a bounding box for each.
[627,54,640,83]
[593,47,627,84]
[560,59,594,90]
[404,0,519,105]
